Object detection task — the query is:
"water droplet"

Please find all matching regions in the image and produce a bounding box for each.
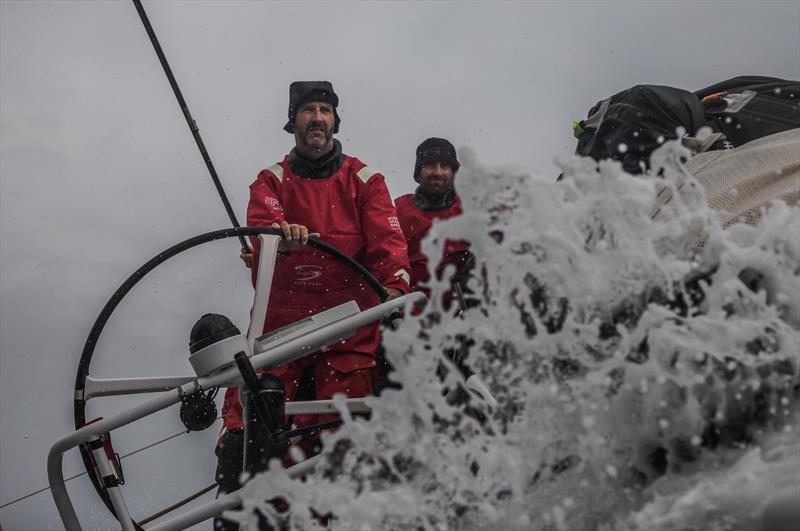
[696,126,713,140]
[289,445,306,463]
[553,506,566,529]
[617,143,628,154]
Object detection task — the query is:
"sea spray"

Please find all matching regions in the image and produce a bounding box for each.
[229,142,799,530]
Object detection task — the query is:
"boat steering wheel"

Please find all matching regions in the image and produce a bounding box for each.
[73,227,391,526]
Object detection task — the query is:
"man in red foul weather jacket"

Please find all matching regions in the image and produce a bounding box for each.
[384,138,484,411]
[215,82,410,521]
[394,137,472,308]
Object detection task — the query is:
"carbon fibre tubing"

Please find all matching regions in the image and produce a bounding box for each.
[75,227,389,426]
[73,227,389,522]
[131,0,248,250]
[234,352,283,445]
[55,291,423,530]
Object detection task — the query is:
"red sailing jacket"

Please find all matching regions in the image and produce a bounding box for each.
[221,155,410,431]
[394,193,470,295]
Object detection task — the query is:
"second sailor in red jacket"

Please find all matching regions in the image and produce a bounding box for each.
[394,137,473,310]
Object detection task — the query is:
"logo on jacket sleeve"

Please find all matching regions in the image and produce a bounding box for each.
[387,216,401,231]
[264,196,283,211]
[395,269,410,285]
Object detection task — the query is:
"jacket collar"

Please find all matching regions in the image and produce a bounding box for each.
[289,139,345,179]
[412,186,458,211]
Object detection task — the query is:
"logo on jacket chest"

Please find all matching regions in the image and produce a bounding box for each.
[294,264,323,283]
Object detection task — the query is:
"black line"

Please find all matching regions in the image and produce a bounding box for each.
[0,420,218,510]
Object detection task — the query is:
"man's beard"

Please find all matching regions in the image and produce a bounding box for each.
[298,121,333,153]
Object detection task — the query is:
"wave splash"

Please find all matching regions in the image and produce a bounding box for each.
[232,141,799,531]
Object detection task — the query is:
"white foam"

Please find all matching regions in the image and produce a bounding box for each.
[232,143,799,530]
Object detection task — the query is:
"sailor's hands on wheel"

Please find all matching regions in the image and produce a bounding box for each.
[240,248,254,269]
[273,221,319,252]
[239,222,321,268]
[384,287,403,301]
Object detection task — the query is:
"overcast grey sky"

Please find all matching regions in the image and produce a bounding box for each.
[1,1,798,529]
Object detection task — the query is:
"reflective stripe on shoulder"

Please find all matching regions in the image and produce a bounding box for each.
[268,163,284,182]
[394,269,411,285]
[357,166,378,183]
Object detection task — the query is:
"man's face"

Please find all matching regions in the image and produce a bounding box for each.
[293,101,335,152]
[418,160,455,195]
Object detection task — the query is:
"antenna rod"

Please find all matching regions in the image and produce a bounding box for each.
[131,0,249,251]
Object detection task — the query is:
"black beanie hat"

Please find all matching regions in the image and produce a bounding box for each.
[283,81,340,134]
[414,137,460,181]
